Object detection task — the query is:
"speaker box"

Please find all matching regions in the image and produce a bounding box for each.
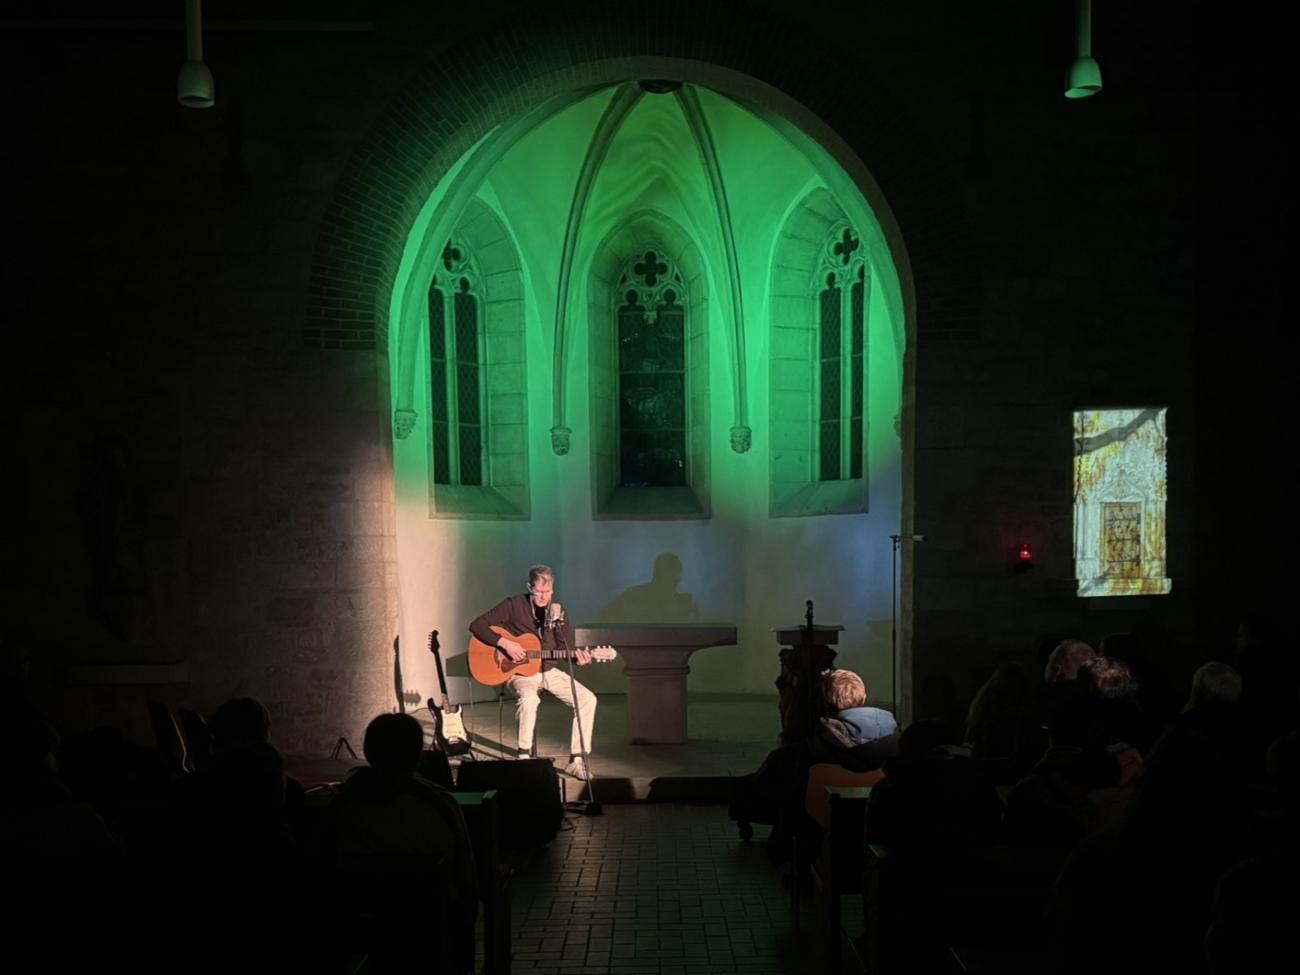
[456,758,562,850]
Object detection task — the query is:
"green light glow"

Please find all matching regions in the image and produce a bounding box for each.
[387,80,908,700]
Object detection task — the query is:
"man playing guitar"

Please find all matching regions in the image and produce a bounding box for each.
[468,564,596,780]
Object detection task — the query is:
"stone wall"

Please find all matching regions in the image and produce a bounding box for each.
[4,1,1289,749]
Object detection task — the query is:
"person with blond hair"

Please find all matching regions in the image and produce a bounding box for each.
[730,668,897,859]
[824,668,867,711]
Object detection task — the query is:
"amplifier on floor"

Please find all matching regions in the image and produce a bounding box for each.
[456,758,562,849]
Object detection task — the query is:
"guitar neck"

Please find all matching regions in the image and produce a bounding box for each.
[429,631,451,697]
[527,648,586,660]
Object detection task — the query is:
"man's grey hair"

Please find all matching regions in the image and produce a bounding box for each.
[528,564,555,588]
[1185,661,1242,710]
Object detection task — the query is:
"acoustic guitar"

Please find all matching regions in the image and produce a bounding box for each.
[468,625,617,686]
[427,630,470,756]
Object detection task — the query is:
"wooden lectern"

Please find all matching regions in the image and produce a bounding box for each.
[772,622,843,743]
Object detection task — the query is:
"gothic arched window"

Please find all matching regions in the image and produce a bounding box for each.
[770,191,871,517]
[616,249,687,488]
[429,240,484,487]
[816,226,866,482]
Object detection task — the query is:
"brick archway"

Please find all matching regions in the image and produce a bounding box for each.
[306,1,981,723]
[304,2,979,357]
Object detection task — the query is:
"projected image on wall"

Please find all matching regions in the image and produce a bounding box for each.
[1073,407,1171,597]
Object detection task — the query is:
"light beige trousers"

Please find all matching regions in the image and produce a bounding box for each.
[507,667,597,757]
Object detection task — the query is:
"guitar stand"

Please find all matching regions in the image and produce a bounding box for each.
[331,736,358,762]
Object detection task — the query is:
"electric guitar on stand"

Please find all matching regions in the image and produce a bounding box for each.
[427,630,471,756]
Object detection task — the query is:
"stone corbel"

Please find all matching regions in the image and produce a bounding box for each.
[393,409,418,440]
[729,425,752,454]
[550,426,572,456]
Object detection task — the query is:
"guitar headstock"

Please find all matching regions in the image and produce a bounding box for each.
[428,629,440,652]
[587,645,618,662]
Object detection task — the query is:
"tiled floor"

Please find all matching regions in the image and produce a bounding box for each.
[505,803,802,974]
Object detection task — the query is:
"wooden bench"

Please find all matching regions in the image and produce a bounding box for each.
[453,789,513,975]
[792,775,880,973]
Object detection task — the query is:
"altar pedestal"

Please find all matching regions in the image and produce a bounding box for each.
[772,624,843,743]
[575,623,738,744]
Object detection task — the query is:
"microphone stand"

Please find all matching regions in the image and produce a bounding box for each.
[889,534,901,715]
[554,610,601,816]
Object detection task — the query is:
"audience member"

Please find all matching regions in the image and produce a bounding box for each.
[864,718,1001,859]
[965,662,1040,781]
[1233,616,1299,741]
[730,668,897,864]
[1173,661,1260,781]
[323,712,479,974]
[1079,655,1158,753]
[173,697,293,856]
[1051,726,1244,973]
[1043,639,1096,684]
[5,715,125,966]
[1205,841,1300,975]
[1239,730,1300,856]
[1004,684,1142,863]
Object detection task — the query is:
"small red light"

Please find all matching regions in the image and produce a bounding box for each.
[1018,543,1033,561]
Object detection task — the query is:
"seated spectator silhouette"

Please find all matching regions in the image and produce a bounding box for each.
[5,715,123,965]
[1043,639,1096,684]
[1051,726,1244,974]
[6,715,121,867]
[1101,629,1179,727]
[174,697,293,857]
[323,712,479,974]
[1004,679,1143,871]
[965,661,1041,783]
[865,718,1001,860]
[1079,654,1158,754]
[2,631,44,724]
[1233,615,1298,742]
[1240,730,1300,857]
[1173,661,1260,782]
[1205,840,1300,975]
[1036,639,1096,734]
[730,669,897,863]
[860,719,1004,969]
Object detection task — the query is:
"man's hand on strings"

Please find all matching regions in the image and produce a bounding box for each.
[575,648,592,666]
[498,638,528,663]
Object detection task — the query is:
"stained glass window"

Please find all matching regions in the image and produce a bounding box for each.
[428,241,485,486]
[617,249,687,488]
[816,225,868,481]
[429,283,450,485]
[818,276,842,478]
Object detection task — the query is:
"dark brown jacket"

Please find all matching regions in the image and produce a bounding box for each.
[468,594,576,670]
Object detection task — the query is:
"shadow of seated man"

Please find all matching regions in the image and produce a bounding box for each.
[323,713,479,974]
[595,552,700,624]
